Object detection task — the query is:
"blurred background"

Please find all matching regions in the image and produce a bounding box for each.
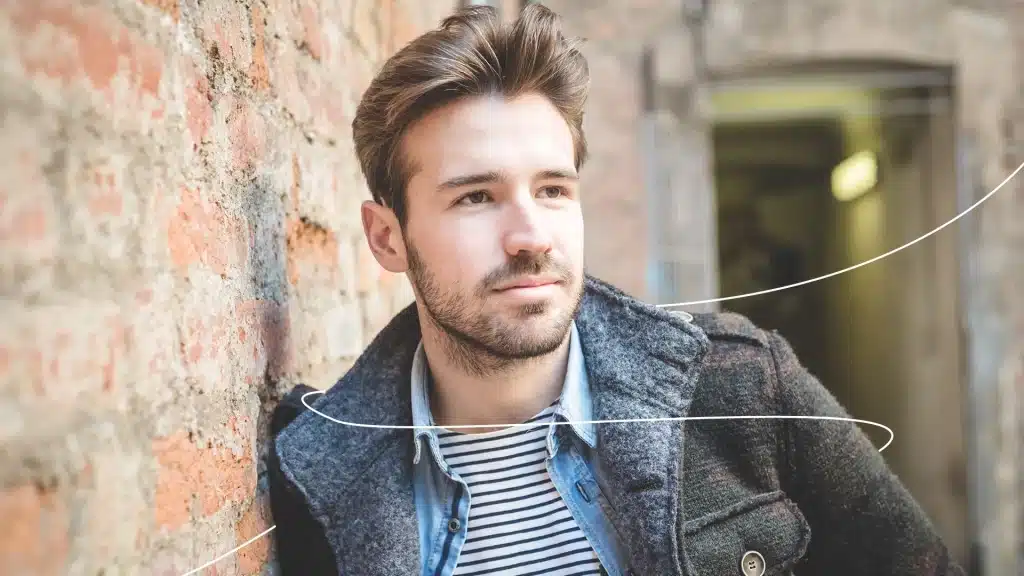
[0,0,1021,574]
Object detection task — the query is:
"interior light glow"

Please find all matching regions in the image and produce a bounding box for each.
[832,150,878,202]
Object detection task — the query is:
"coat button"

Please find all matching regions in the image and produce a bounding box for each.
[740,550,765,576]
[447,518,461,532]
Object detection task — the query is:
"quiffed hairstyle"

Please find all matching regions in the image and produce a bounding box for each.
[352,3,590,227]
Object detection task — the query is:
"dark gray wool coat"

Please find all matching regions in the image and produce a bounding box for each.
[268,275,965,576]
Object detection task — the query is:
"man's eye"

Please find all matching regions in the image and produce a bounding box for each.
[457,191,490,205]
[539,186,566,199]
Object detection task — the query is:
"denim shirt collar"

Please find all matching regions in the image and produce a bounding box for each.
[411,321,596,466]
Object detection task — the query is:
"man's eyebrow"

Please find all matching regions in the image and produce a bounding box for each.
[537,169,579,181]
[435,169,578,193]
[436,171,505,192]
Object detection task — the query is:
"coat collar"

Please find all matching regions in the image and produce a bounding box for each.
[275,275,710,575]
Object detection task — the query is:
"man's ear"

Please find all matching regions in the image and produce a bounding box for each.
[361,200,408,274]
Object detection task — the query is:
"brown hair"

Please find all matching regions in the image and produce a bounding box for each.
[352,3,590,227]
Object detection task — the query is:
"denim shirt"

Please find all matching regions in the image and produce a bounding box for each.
[409,322,629,576]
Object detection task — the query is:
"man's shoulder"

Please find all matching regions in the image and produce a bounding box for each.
[685,310,773,350]
[681,311,787,411]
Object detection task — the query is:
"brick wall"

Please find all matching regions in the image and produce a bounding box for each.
[0,0,451,573]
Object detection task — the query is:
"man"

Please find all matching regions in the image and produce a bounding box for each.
[268,5,964,575]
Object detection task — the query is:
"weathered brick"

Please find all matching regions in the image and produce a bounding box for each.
[0,302,129,399]
[0,144,58,268]
[227,100,268,171]
[166,186,249,276]
[183,59,213,149]
[249,3,270,91]
[235,494,272,575]
[388,0,421,54]
[198,1,252,72]
[299,2,325,61]
[0,484,69,576]
[8,1,164,116]
[352,0,382,63]
[286,217,340,286]
[140,0,180,21]
[152,418,255,530]
[236,299,293,382]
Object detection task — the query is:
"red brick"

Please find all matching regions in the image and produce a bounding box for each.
[183,60,212,149]
[272,45,311,124]
[1,306,129,397]
[0,148,57,261]
[10,1,163,114]
[300,2,324,61]
[152,419,255,530]
[198,2,251,71]
[249,3,270,91]
[228,101,267,172]
[0,484,69,576]
[178,297,291,388]
[235,495,272,575]
[352,0,381,62]
[166,186,248,276]
[236,300,293,381]
[290,153,301,213]
[307,79,349,132]
[84,161,123,218]
[0,197,48,243]
[388,0,421,55]
[140,0,179,21]
[0,346,10,376]
[286,217,340,286]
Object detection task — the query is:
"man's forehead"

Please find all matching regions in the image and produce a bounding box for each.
[404,95,574,165]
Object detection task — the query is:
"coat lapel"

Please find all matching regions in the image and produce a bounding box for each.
[274,305,423,575]
[576,277,710,576]
[274,276,710,576]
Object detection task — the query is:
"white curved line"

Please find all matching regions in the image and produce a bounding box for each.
[300,390,895,452]
[177,153,1024,576]
[655,159,1023,309]
[180,524,277,576]
[181,395,895,574]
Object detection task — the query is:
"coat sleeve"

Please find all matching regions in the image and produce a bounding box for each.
[768,330,966,575]
[267,385,339,575]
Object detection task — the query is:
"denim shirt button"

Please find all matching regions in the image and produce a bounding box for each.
[575,480,592,503]
[447,518,461,533]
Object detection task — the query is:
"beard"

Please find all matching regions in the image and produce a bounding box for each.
[405,243,584,377]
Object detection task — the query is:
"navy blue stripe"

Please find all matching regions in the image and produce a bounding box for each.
[465,513,574,543]
[471,485,558,509]
[469,495,562,521]
[461,525,579,556]
[457,535,589,568]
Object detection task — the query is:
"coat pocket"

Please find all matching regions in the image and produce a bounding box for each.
[682,490,810,576]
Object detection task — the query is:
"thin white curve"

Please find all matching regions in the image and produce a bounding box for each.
[180,524,277,576]
[299,390,895,453]
[177,154,1024,576]
[656,159,1023,309]
[180,395,895,574]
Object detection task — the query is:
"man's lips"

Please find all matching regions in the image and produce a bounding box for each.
[493,277,561,291]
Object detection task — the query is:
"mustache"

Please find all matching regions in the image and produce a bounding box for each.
[479,252,574,292]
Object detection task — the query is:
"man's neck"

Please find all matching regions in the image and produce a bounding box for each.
[420,326,572,435]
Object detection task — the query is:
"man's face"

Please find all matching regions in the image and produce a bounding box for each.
[398,93,585,361]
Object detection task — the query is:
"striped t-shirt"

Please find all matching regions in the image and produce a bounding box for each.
[437,401,606,576]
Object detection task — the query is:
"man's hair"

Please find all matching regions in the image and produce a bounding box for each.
[352,3,590,227]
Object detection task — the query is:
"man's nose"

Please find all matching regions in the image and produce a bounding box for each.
[502,197,553,257]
